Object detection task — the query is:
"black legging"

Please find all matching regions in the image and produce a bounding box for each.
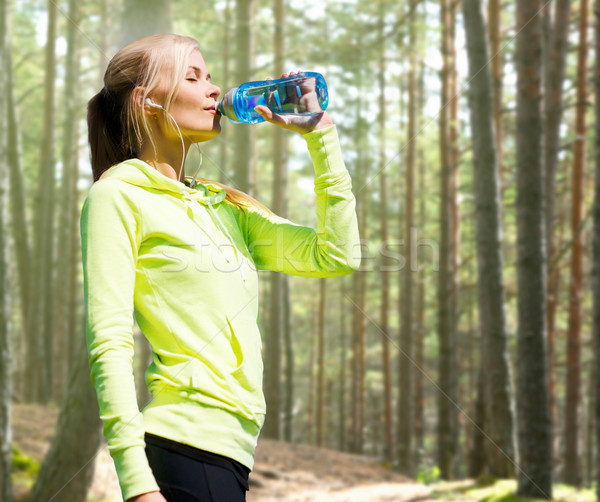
[145,442,247,502]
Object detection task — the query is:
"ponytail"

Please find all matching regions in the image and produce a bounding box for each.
[87,87,136,182]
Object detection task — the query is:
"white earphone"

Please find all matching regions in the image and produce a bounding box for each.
[145,97,163,109]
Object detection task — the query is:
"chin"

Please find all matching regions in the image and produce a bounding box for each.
[191,125,221,143]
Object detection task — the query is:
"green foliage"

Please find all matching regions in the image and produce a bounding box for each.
[417,464,441,485]
[476,474,499,487]
[431,480,596,502]
[11,444,40,476]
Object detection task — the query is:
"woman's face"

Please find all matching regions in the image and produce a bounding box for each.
[154,48,222,143]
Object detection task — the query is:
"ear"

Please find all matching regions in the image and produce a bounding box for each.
[132,86,156,116]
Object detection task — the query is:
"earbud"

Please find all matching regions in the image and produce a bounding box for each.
[145,98,163,109]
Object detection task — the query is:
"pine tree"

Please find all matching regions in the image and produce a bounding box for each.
[564,0,589,486]
[462,0,515,478]
[515,0,553,497]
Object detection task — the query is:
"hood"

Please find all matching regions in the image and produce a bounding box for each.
[102,158,247,282]
[102,158,226,206]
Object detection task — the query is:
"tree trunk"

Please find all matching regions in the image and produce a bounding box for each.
[31,335,102,502]
[544,0,571,447]
[488,0,504,182]
[564,0,589,486]
[469,364,487,477]
[5,0,32,403]
[377,0,393,464]
[338,278,348,451]
[584,360,595,487]
[0,1,13,499]
[283,276,293,442]
[351,182,368,454]
[119,0,173,47]
[34,0,58,403]
[462,0,515,478]
[593,3,600,499]
[307,298,317,444]
[54,0,80,402]
[316,279,326,447]
[350,61,367,454]
[413,69,427,470]
[264,0,289,440]
[397,0,417,474]
[437,0,458,479]
[233,0,255,195]
[219,0,232,173]
[515,0,553,498]
[413,201,426,469]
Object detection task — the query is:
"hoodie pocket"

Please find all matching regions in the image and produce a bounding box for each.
[226,315,265,411]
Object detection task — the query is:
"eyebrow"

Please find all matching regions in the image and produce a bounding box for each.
[188,65,210,79]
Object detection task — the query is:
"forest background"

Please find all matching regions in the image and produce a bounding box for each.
[2,0,600,500]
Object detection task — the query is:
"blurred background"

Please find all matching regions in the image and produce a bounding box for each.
[1,0,600,500]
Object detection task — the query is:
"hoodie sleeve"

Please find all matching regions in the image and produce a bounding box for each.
[243,125,361,277]
[80,179,160,501]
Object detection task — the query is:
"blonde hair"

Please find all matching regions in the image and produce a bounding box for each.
[87,34,261,211]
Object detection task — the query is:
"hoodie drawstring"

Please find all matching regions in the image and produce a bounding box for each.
[181,189,247,283]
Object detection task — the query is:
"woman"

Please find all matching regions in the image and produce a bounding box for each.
[81,33,359,502]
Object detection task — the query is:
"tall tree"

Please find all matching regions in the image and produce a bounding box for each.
[462,0,515,478]
[564,0,589,486]
[219,0,233,172]
[5,0,33,403]
[264,0,289,440]
[282,277,293,442]
[437,0,459,479]
[544,0,571,438]
[54,0,81,400]
[350,98,369,456]
[397,0,417,474]
[337,278,348,451]
[233,0,255,194]
[488,0,504,177]
[316,279,326,447]
[515,0,553,497]
[413,137,427,469]
[0,1,12,499]
[592,3,600,498]
[377,0,393,464]
[33,0,58,403]
[119,0,173,47]
[31,336,102,502]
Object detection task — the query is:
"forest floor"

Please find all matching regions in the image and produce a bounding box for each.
[10,404,597,502]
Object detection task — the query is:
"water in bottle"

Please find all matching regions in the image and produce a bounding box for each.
[217,72,329,124]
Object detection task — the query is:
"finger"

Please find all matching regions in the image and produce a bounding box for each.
[254,105,292,129]
[254,105,283,124]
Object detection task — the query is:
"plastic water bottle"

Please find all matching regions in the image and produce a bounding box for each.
[217,71,329,124]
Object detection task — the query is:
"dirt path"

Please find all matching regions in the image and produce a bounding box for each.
[247,439,436,502]
[12,404,436,501]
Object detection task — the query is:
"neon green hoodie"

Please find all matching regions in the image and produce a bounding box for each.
[80,125,359,501]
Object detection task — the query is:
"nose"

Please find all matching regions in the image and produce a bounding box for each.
[209,83,220,99]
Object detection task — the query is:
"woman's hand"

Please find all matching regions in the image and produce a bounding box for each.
[126,491,167,502]
[254,71,334,134]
